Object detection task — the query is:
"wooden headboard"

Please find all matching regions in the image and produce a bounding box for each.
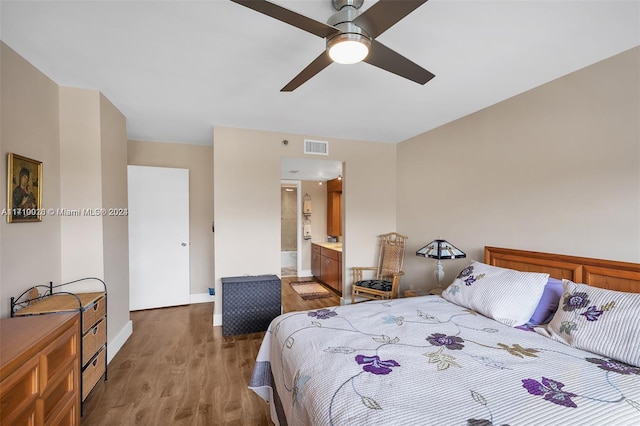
[484,246,640,293]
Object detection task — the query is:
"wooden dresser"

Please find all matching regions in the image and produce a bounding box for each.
[0,313,80,425]
[13,292,107,402]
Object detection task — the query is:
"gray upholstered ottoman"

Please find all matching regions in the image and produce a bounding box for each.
[221,274,281,336]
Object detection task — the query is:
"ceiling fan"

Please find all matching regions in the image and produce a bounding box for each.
[231,0,435,91]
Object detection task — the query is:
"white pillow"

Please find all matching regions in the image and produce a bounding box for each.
[442,261,549,327]
[536,280,640,367]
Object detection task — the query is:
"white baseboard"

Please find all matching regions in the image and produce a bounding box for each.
[107,320,132,365]
[213,313,222,326]
[190,292,215,304]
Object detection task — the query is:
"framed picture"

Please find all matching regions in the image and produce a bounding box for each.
[7,153,43,223]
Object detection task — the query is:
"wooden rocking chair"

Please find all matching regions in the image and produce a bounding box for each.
[351,232,408,303]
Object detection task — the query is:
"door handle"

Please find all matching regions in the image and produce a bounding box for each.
[181,243,187,247]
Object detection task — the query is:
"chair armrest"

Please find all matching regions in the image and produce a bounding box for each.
[389,271,404,285]
[352,267,378,282]
[390,271,405,299]
[381,271,404,282]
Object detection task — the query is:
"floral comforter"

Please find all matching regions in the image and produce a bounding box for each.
[249,296,640,426]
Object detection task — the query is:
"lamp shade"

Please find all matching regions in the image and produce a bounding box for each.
[327,33,370,64]
[416,239,466,260]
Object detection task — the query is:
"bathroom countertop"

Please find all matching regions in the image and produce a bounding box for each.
[313,242,342,252]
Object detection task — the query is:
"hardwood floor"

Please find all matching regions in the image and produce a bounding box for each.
[82,277,341,425]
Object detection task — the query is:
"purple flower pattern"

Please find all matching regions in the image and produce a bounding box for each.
[580,306,603,322]
[458,266,474,278]
[522,377,578,408]
[457,265,474,285]
[427,333,465,350]
[308,309,337,320]
[563,292,590,312]
[355,355,400,375]
[558,290,615,336]
[585,358,640,375]
[463,276,478,286]
[455,265,485,286]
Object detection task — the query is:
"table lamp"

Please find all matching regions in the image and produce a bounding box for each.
[416,239,466,287]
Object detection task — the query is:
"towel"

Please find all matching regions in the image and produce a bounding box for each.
[303,220,311,240]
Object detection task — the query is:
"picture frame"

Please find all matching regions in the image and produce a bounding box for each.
[7,153,43,223]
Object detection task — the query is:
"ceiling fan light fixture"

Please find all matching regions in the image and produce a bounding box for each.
[327,33,370,64]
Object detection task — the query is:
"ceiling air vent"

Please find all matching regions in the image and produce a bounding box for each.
[304,139,329,156]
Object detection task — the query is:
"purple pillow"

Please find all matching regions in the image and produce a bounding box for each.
[528,278,564,325]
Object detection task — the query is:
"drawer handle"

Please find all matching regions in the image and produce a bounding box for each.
[93,303,99,311]
[92,326,98,335]
[92,358,98,367]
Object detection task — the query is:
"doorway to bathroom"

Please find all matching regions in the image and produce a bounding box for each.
[280,158,344,280]
[281,180,301,277]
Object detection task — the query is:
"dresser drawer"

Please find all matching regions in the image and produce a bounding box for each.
[82,347,105,401]
[42,368,75,424]
[0,359,38,425]
[2,404,36,426]
[82,296,106,333]
[321,247,339,261]
[42,324,78,392]
[82,318,106,367]
[46,395,77,426]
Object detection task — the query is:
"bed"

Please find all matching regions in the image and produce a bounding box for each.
[249,247,640,425]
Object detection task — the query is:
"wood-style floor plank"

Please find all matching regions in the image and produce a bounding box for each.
[82,277,340,425]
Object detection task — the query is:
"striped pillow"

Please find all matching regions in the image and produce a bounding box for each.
[442,261,549,327]
[536,280,640,367]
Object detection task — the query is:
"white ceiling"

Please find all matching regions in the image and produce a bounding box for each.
[281,157,342,181]
[1,0,639,147]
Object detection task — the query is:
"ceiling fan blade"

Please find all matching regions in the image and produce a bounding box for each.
[281,51,333,92]
[231,0,339,38]
[363,40,435,85]
[353,0,428,39]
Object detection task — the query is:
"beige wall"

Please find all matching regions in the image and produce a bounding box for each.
[99,93,130,348]
[59,87,105,280]
[0,42,62,318]
[213,127,396,322]
[59,87,131,351]
[128,140,214,297]
[1,43,131,362]
[397,47,640,292]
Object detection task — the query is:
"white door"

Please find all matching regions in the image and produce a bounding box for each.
[128,165,190,310]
